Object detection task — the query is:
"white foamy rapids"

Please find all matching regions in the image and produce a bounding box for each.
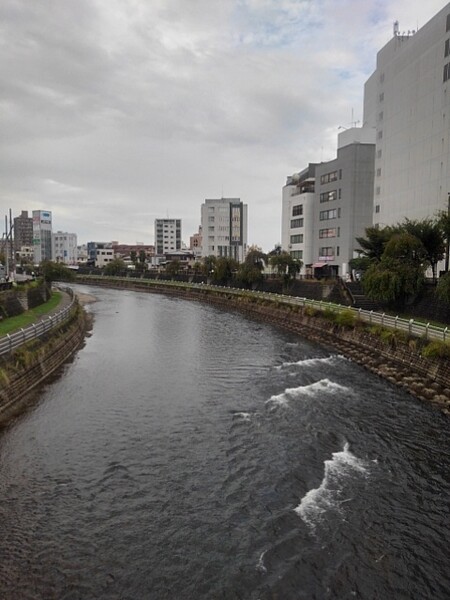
[277,355,345,370]
[294,443,368,531]
[256,550,267,574]
[266,379,350,409]
[232,412,252,422]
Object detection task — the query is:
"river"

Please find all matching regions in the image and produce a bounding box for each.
[0,285,449,599]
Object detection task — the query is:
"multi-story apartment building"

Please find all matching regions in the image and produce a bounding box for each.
[313,129,375,276]
[154,219,182,255]
[32,210,52,264]
[189,226,203,259]
[282,129,375,277]
[87,241,114,267]
[13,210,33,251]
[282,164,318,270]
[364,5,450,226]
[52,232,78,265]
[200,198,248,262]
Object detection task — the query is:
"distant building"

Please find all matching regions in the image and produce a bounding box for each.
[112,242,155,258]
[13,210,33,251]
[200,198,248,262]
[87,241,114,267]
[282,128,375,277]
[282,164,318,271]
[32,210,52,264]
[364,5,450,225]
[52,231,78,265]
[189,226,203,259]
[154,219,182,255]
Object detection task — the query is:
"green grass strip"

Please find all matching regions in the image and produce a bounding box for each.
[0,292,62,336]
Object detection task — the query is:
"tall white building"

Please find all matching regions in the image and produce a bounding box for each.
[282,128,375,277]
[52,231,78,265]
[364,5,450,226]
[32,210,52,264]
[200,198,248,262]
[282,164,317,269]
[154,219,182,255]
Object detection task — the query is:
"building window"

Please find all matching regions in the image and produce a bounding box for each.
[336,246,340,257]
[376,186,381,195]
[379,92,384,102]
[377,168,382,176]
[446,39,450,57]
[338,188,342,199]
[320,190,337,203]
[319,228,337,238]
[291,250,303,260]
[447,14,450,32]
[377,130,383,139]
[319,209,337,221]
[339,169,342,180]
[319,247,334,258]
[444,63,450,82]
[290,234,303,244]
[292,204,303,216]
[380,72,385,83]
[290,218,304,228]
[320,171,338,184]
[375,204,380,213]
[377,149,382,158]
[378,111,384,121]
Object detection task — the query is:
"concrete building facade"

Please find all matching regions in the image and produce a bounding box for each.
[200,198,248,262]
[13,210,33,251]
[364,5,450,226]
[32,210,52,264]
[154,219,182,255]
[52,232,78,265]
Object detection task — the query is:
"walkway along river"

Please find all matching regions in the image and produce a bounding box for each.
[0,285,449,599]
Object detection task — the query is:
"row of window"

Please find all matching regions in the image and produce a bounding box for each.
[292,204,303,216]
[290,234,303,244]
[444,62,450,82]
[320,170,341,184]
[320,190,337,203]
[290,218,304,228]
[319,208,341,220]
[319,227,339,238]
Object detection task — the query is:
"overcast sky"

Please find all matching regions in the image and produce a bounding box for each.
[1,0,447,251]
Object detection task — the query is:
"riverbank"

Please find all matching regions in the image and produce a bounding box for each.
[0,304,90,426]
[76,276,450,414]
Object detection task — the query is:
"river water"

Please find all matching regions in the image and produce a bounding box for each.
[0,285,449,599]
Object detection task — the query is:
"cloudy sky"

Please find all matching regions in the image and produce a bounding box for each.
[1,0,447,250]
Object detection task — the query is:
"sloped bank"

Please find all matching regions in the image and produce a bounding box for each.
[0,305,89,426]
[77,277,450,414]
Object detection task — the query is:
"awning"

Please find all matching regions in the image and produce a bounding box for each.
[312,262,327,268]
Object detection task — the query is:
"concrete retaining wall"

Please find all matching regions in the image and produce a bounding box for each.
[0,308,88,425]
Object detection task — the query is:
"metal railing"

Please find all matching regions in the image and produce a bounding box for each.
[0,286,76,357]
[77,275,450,343]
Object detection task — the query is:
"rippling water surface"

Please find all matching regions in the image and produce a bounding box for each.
[0,285,449,599]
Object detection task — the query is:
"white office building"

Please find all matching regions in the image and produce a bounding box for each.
[32,210,52,264]
[282,164,317,272]
[364,5,450,226]
[154,219,182,255]
[200,198,248,262]
[52,232,78,265]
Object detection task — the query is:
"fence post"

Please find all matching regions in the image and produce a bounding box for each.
[7,334,12,353]
[426,322,430,340]
[444,327,448,342]
[370,310,373,324]
[409,319,413,336]
[395,316,398,330]
[381,313,385,326]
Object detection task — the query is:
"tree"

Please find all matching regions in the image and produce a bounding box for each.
[211,257,238,285]
[269,251,302,285]
[104,258,126,275]
[130,250,137,264]
[399,218,444,281]
[355,225,395,262]
[201,256,217,277]
[436,272,450,304]
[40,260,75,282]
[437,209,450,273]
[165,259,181,276]
[362,233,426,309]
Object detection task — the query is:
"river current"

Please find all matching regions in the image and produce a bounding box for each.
[0,285,449,599]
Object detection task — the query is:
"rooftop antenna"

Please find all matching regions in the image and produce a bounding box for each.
[393,20,399,36]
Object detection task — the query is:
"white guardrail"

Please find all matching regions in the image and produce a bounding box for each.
[79,276,449,343]
[0,286,76,357]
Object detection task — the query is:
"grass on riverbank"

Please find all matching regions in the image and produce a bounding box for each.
[0,292,62,336]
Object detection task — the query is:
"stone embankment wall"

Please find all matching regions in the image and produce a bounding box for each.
[0,282,51,319]
[77,277,450,413]
[0,307,88,425]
